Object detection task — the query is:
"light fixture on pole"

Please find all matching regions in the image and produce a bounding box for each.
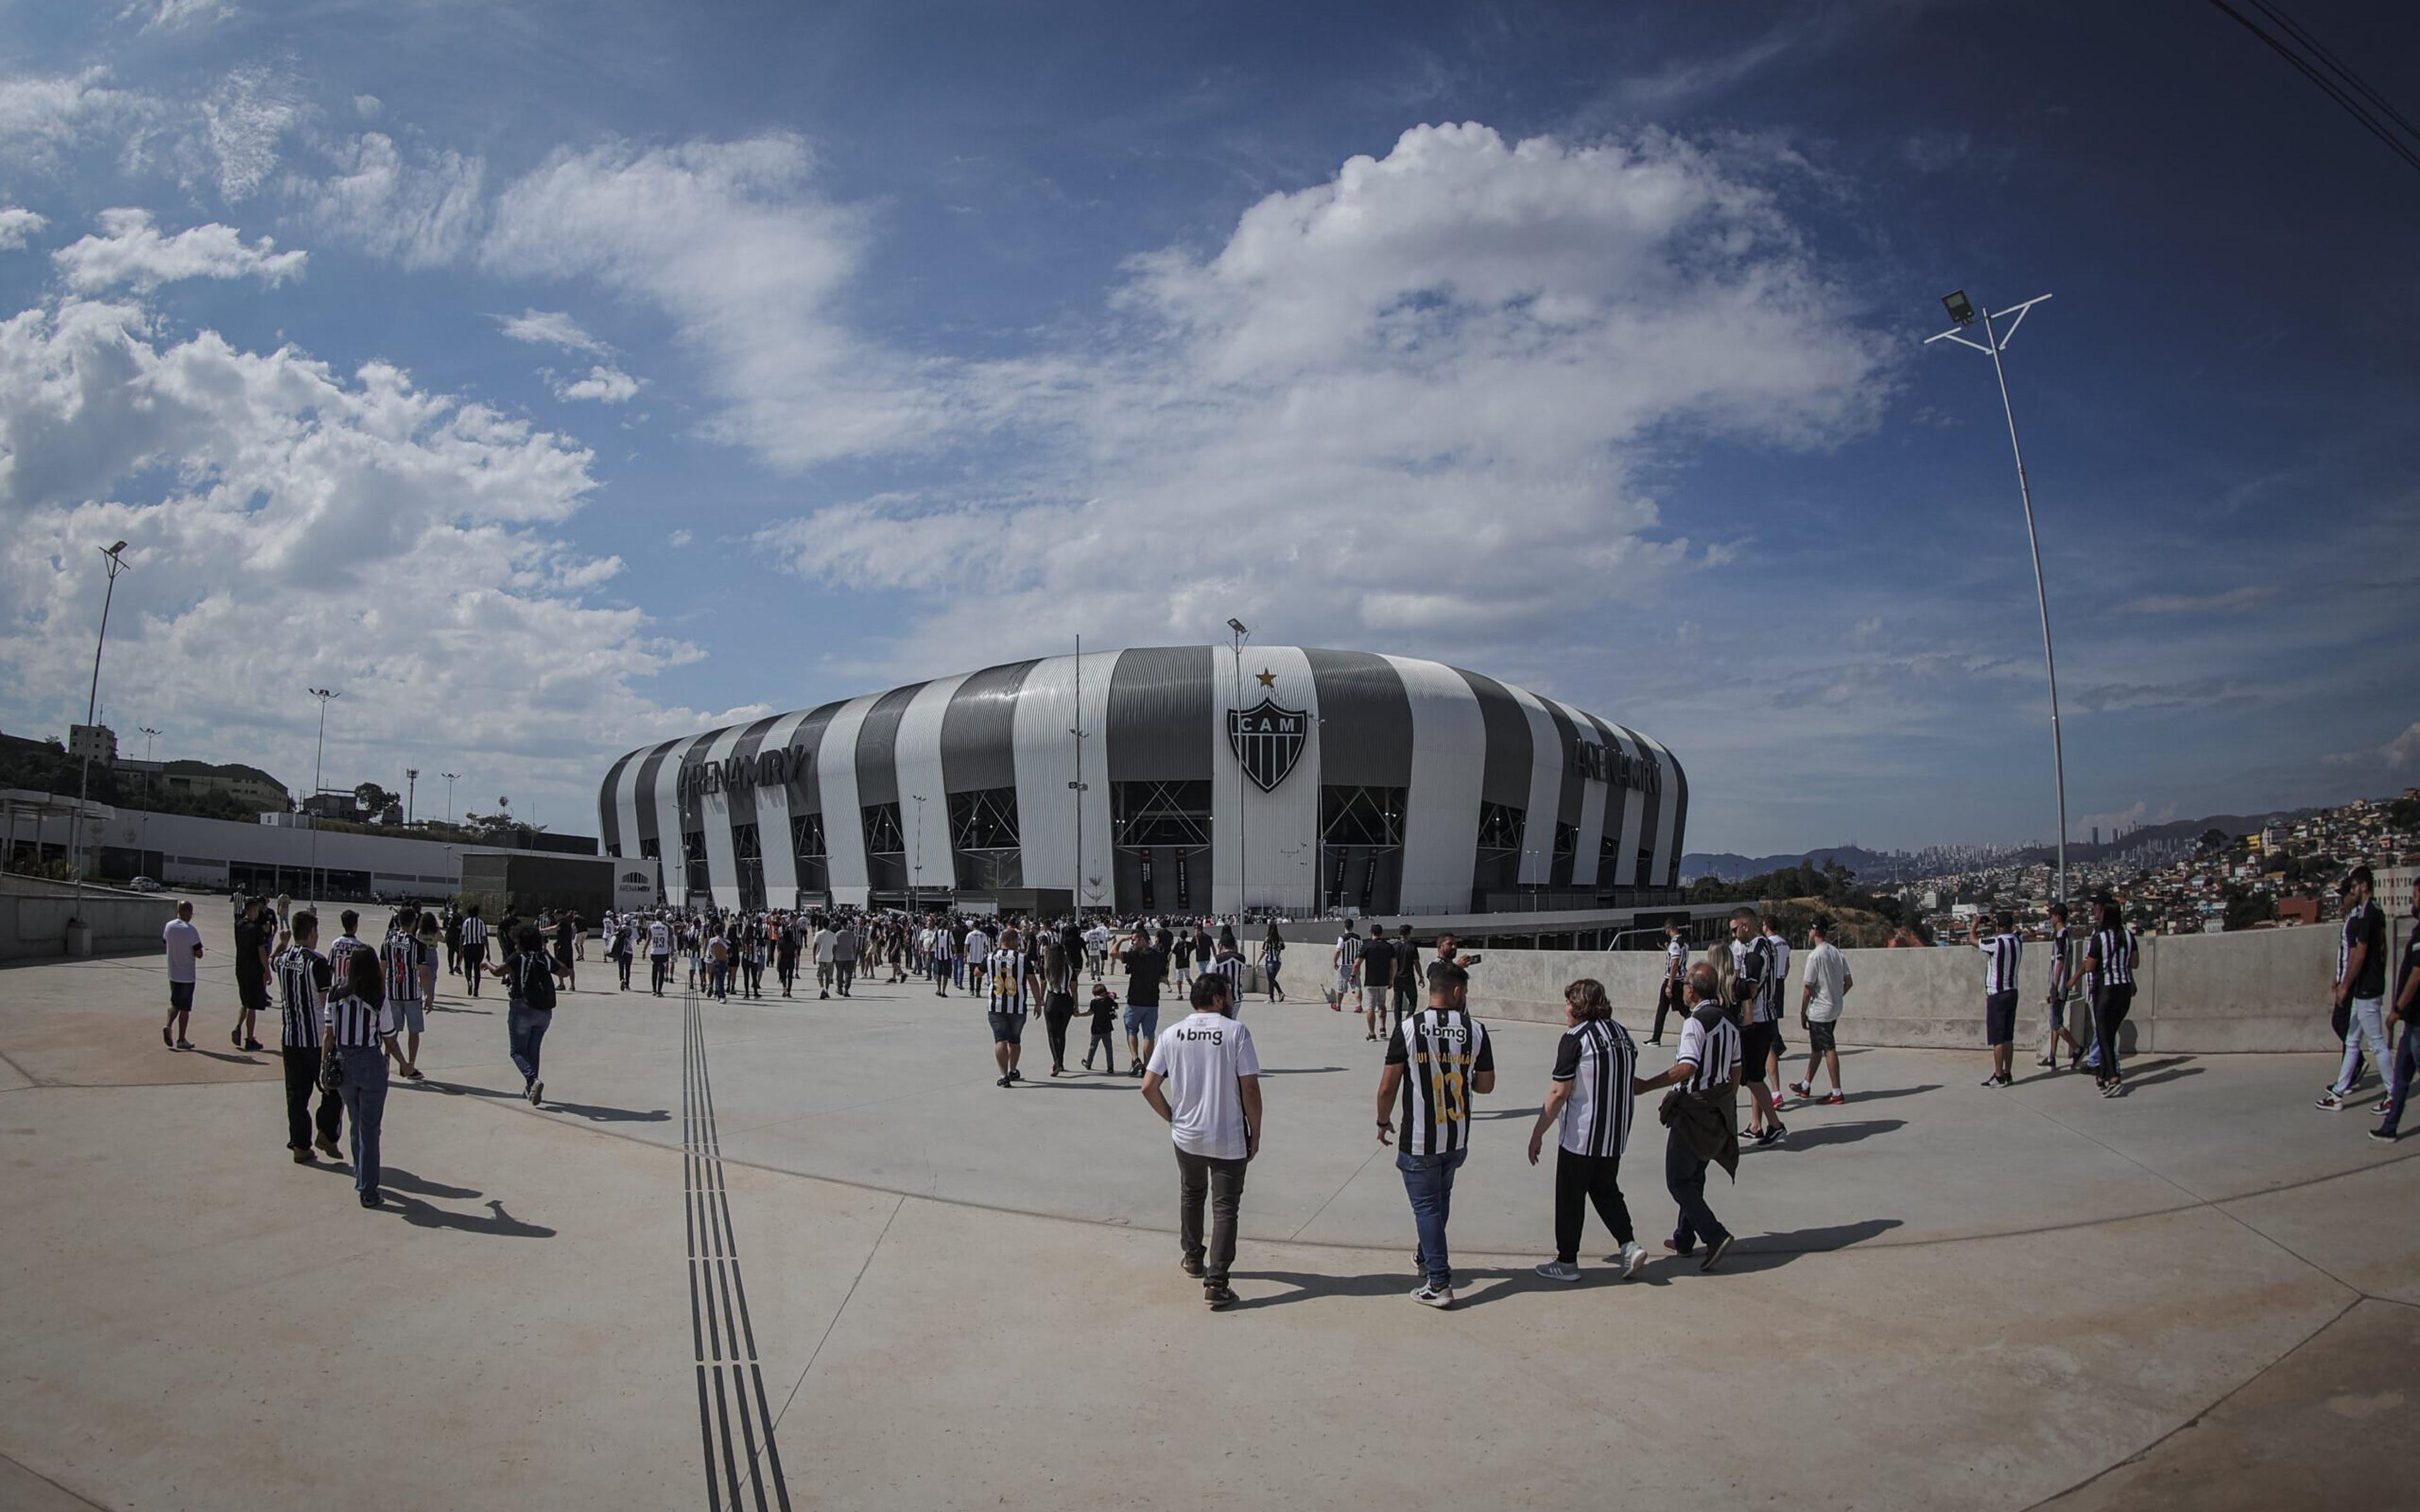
[405,768,418,827]
[441,771,459,826]
[307,687,338,903]
[1926,289,2069,907]
[1226,617,1248,920]
[67,541,131,934]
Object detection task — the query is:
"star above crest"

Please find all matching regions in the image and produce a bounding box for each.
[1255,667,1276,687]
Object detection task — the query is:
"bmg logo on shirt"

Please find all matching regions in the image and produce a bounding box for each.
[1175,1026,1226,1045]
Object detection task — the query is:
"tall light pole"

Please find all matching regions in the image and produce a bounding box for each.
[441,771,459,826]
[1226,617,1248,920]
[910,793,928,912]
[1069,633,1089,918]
[1927,290,2069,907]
[137,724,161,864]
[308,687,338,903]
[67,541,131,928]
[405,767,418,827]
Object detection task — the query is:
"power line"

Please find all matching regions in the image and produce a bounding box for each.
[2244,0,2420,142]
[2204,0,2420,175]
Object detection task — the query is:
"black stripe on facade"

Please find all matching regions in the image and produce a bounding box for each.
[630,737,687,861]
[1303,648,1412,788]
[853,682,928,811]
[1453,669,1533,808]
[1662,747,1689,887]
[1105,646,1214,781]
[941,660,1039,794]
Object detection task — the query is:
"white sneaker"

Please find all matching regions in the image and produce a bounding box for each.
[1534,1261,1582,1283]
[1619,1241,1647,1279]
[1411,1283,1455,1309]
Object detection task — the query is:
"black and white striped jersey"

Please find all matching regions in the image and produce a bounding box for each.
[1552,1017,1638,1159]
[323,990,395,1049]
[1385,1007,1495,1156]
[1763,934,1792,1016]
[2090,925,2137,988]
[459,916,490,951]
[1674,1005,1741,1094]
[988,948,1033,1017]
[383,934,426,1004]
[1209,951,1247,1000]
[1978,932,2022,996]
[1334,932,1361,975]
[1734,936,1776,1023]
[274,947,332,1049]
[326,935,369,997]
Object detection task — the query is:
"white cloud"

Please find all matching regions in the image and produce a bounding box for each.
[0,291,747,816]
[2326,721,2420,772]
[0,207,46,250]
[481,133,942,467]
[0,68,153,176]
[494,307,608,356]
[352,94,381,119]
[52,207,304,293]
[124,0,236,32]
[2120,585,2274,615]
[288,131,484,268]
[556,364,640,403]
[667,529,692,547]
[199,64,303,202]
[760,123,1891,680]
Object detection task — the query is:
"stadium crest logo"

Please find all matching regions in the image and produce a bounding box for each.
[1228,698,1308,793]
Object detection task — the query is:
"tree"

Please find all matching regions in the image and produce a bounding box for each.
[353,782,396,817]
[2198,828,2230,855]
[2222,887,2274,932]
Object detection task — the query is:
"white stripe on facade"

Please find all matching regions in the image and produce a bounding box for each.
[1547,697,1610,889]
[652,731,714,900]
[1599,722,1651,887]
[696,724,751,910]
[1383,655,1487,915]
[613,753,645,866]
[1010,650,1124,902]
[890,672,974,898]
[815,693,884,908]
[749,708,817,910]
[1213,644,1320,915]
[1504,682,1565,886]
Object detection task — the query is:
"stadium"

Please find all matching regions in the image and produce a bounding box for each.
[596,645,1687,920]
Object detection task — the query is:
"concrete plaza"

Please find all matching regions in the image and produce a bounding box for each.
[1,905,2412,1511]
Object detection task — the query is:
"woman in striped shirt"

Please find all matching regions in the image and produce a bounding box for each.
[322,944,400,1208]
[2085,896,2138,1098]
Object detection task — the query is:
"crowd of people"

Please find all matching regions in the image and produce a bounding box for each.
[151,863,2417,1293]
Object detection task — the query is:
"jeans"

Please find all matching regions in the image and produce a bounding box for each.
[2334,997,2388,1097]
[651,954,671,995]
[461,946,485,997]
[508,1000,552,1084]
[1397,1146,1468,1289]
[1651,980,1678,1041]
[337,1046,389,1195]
[1043,999,1075,1067]
[1554,1146,1635,1264]
[836,959,856,995]
[2094,983,2135,1082]
[1176,1147,1248,1286]
[617,952,633,990]
[1664,1125,1728,1251]
[281,1043,342,1150]
[2378,1022,2419,1134]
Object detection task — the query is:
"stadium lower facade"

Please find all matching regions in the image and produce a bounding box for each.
[596,646,1687,917]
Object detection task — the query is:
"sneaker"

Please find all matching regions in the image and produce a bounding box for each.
[359,1190,382,1208]
[530,1081,543,1107]
[403,1068,425,1082]
[996,1075,1011,1088]
[2372,1099,2392,1115]
[1768,1094,1789,1112]
[1007,1068,1023,1083]
[1203,1283,1238,1309]
[1821,1092,1846,1106]
[2369,1126,2398,1144]
[1618,1240,1647,1279]
[1700,1234,1734,1272]
[2101,1082,2123,1098]
[1754,1123,1785,1147]
[1411,1283,1455,1309]
[1787,1080,1812,1099]
[291,1147,313,1164]
[1535,1261,1583,1283]
[1981,1074,2003,1087]
[162,1025,172,1048]
[2036,1055,2057,1068]
[175,1039,193,1050]
[314,1135,342,1159]
[231,1029,242,1048]
[1662,1237,1695,1259]
[2316,1092,2346,1111]
[1181,1256,1205,1278]
[243,1038,264,1052]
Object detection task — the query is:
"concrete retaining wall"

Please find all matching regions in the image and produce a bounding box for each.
[1465,922,2386,1055]
[0,878,180,963]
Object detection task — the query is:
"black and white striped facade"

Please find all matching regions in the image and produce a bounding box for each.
[596,646,1688,917]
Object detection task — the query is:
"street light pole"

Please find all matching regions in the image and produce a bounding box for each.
[137,724,160,866]
[1069,633,1088,917]
[1226,617,1249,920]
[441,772,459,826]
[1927,290,2070,908]
[308,687,338,904]
[67,541,130,928]
[911,793,927,914]
[405,767,418,827]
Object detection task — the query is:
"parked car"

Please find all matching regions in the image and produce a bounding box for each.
[129,876,162,893]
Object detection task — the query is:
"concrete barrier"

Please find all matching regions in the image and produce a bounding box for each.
[1464,922,2382,1055]
[0,878,180,964]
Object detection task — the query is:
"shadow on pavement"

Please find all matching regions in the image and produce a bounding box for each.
[1760,1119,1903,1151]
[1224,1265,1559,1312]
[301,1162,556,1237]
[1257,1067,1347,1077]
[1813,1083,1938,1105]
[422,1081,670,1122]
[1714,1217,1904,1274]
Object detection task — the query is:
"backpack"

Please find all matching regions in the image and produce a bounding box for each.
[517,953,558,1012]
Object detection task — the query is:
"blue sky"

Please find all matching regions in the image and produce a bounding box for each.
[0,0,2413,852]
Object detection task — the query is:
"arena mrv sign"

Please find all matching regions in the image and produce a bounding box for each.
[680,744,814,803]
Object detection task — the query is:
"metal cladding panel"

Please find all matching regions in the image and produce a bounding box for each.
[1213,644,1319,914]
[629,738,684,860]
[1454,668,1534,811]
[747,707,819,907]
[1384,655,1486,915]
[815,694,884,904]
[1538,699,1586,830]
[1503,683,1566,885]
[854,682,927,813]
[1636,729,1683,883]
[597,749,635,857]
[1012,650,1123,900]
[1302,648,1412,789]
[654,731,717,893]
[696,723,754,909]
[941,660,1036,794]
[890,673,973,889]
[1105,646,1214,781]
[1599,721,1651,886]
[1548,699,1611,888]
